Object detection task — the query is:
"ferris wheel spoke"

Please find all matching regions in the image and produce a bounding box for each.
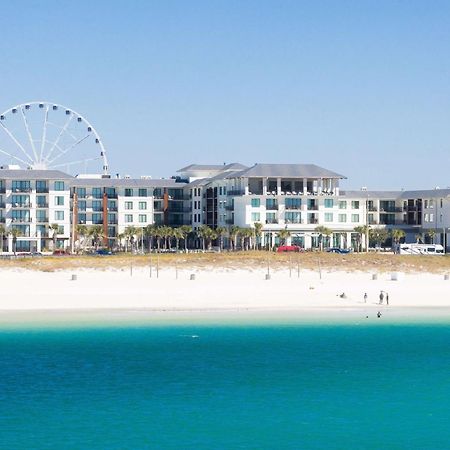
[0,147,33,167]
[0,122,34,163]
[46,133,91,165]
[19,107,39,162]
[45,113,74,163]
[39,104,50,164]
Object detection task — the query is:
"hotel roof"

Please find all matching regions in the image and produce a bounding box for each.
[230,163,347,179]
[177,163,247,172]
[0,169,74,180]
[70,178,185,188]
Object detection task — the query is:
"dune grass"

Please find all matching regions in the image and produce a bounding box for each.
[1,251,450,273]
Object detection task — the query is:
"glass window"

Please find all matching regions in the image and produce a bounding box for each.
[285,212,301,223]
[266,212,277,224]
[324,213,333,222]
[324,199,334,208]
[36,210,47,222]
[78,213,86,224]
[139,214,147,223]
[12,181,31,192]
[266,199,278,210]
[125,201,133,210]
[351,214,360,222]
[54,181,65,191]
[251,212,260,221]
[55,196,64,206]
[92,200,102,211]
[92,213,102,224]
[125,188,133,197]
[92,187,102,199]
[36,180,48,193]
[78,200,86,211]
[285,198,301,209]
[338,214,347,223]
[125,214,133,223]
[139,201,147,210]
[138,188,147,197]
[75,187,86,198]
[36,195,47,207]
[107,213,116,224]
[105,187,116,198]
[351,201,360,209]
[339,201,347,209]
[251,198,260,208]
[54,211,64,220]
[58,225,64,234]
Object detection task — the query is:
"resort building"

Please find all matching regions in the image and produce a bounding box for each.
[1,162,450,252]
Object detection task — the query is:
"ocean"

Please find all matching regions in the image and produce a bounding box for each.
[1,315,450,449]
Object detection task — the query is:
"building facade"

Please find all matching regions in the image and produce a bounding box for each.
[1,163,450,252]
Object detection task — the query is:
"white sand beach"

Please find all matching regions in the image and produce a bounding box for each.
[1,267,450,314]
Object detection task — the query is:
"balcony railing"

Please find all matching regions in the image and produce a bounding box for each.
[368,206,378,212]
[0,188,5,194]
[36,203,49,208]
[285,205,301,210]
[307,205,318,210]
[227,190,245,196]
[0,203,5,208]
[0,217,5,223]
[36,188,49,193]
[380,207,403,213]
[92,207,103,212]
[225,205,234,211]
[266,204,279,210]
[11,203,32,208]
[107,206,118,212]
[12,188,32,193]
[36,217,49,223]
[265,219,279,224]
[11,218,31,223]
[307,218,319,224]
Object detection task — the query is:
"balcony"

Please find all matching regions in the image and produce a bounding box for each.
[266,204,279,211]
[367,206,378,212]
[0,202,5,208]
[285,204,301,210]
[265,219,279,224]
[0,217,5,223]
[12,188,32,193]
[11,203,32,208]
[169,207,191,213]
[225,205,234,211]
[36,203,49,208]
[380,207,403,213]
[92,207,103,212]
[225,219,234,225]
[36,217,49,223]
[11,218,31,223]
[0,187,5,194]
[307,218,319,224]
[107,206,118,212]
[307,205,318,210]
[36,188,49,193]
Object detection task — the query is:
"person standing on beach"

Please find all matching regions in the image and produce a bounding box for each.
[379,291,384,305]
[364,293,367,303]
[386,293,389,306]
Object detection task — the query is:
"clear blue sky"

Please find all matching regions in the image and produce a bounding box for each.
[1,1,449,189]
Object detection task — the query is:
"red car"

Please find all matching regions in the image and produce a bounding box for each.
[276,245,302,253]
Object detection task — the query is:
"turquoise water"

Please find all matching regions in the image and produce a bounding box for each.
[1,320,450,449]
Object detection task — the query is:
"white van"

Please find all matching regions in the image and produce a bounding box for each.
[396,243,445,255]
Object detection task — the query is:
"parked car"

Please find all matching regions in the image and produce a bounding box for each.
[53,249,68,256]
[276,245,302,253]
[96,248,112,255]
[327,247,352,254]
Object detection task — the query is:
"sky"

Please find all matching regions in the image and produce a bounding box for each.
[1,1,450,190]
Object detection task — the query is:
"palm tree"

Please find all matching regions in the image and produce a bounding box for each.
[276,227,291,246]
[369,228,389,250]
[49,223,60,251]
[426,229,436,244]
[253,222,263,250]
[198,225,211,251]
[229,225,240,251]
[124,226,139,252]
[143,224,157,252]
[179,225,192,251]
[9,227,21,255]
[391,229,405,249]
[117,232,125,252]
[353,225,369,252]
[154,226,163,252]
[76,224,88,252]
[215,226,227,251]
[88,225,104,250]
[0,223,5,253]
[415,233,423,244]
[160,226,173,250]
[172,227,184,251]
[315,225,332,251]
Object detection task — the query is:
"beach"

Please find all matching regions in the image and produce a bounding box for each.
[1,266,450,314]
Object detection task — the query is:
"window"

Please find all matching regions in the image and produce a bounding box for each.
[440,199,443,208]
[429,199,434,209]
[324,199,334,208]
[339,201,347,209]
[324,213,333,222]
[125,188,134,197]
[138,188,147,197]
[251,198,260,207]
[36,210,47,222]
[338,214,347,223]
[12,181,31,192]
[285,212,301,223]
[424,213,429,223]
[139,201,147,210]
[92,200,102,211]
[266,199,278,210]
[351,201,360,209]
[92,188,102,199]
[351,214,360,222]
[36,180,48,193]
[125,214,133,223]
[108,200,116,211]
[92,213,102,224]
[430,213,434,222]
[58,225,64,234]
[78,200,86,211]
[55,196,64,206]
[78,213,86,224]
[11,195,29,206]
[54,181,65,191]
[251,212,260,222]
[219,187,223,195]
[54,211,64,221]
[139,214,147,223]
[266,212,277,224]
[125,201,133,210]
[285,198,301,209]
[36,195,47,207]
[75,187,86,198]
[108,213,116,224]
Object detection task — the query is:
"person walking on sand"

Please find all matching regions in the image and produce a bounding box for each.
[379,291,384,305]
[364,293,368,303]
[386,293,389,306]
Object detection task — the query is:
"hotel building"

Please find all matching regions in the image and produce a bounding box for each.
[1,163,450,252]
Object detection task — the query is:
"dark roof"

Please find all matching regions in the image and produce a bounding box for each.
[177,163,247,172]
[70,178,186,188]
[230,164,346,179]
[0,169,74,180]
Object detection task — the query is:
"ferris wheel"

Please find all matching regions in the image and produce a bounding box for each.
[0,101,109,175]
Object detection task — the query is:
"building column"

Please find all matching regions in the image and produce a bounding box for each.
[303,178,308,195]
[318,179,323,195]
[277,178,281,195]
[262,178,267,195]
